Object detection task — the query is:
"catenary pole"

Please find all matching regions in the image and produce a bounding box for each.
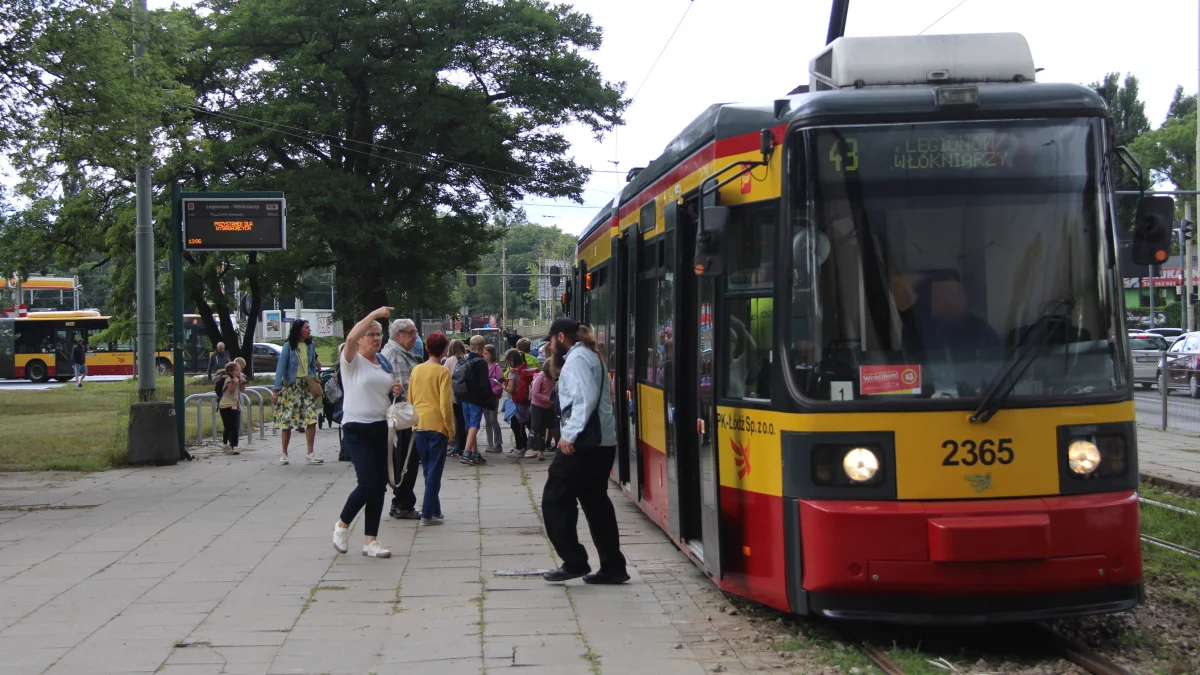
[133,0,156,398]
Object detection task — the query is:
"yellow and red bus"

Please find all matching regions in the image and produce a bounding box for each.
[573,33,1142,622]
[0,311,173,382]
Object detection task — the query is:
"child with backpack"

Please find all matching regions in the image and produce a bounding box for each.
[452,336,495,466]
[502,349,535,458]
[528,360,557,461]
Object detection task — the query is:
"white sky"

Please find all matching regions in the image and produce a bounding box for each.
[523,0,1200,235]
[70,0,1200,237]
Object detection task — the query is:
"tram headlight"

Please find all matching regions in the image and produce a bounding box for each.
[842,447,880,483]
[1067,439,1101,475]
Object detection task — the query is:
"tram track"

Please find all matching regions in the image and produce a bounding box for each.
[1034,623,1135,675]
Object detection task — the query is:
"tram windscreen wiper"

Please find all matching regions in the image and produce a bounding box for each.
[970,298,1076,424]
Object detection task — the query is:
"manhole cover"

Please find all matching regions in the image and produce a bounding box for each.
[494,568,553,577]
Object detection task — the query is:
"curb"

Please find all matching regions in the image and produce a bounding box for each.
[1140,472,1200,497]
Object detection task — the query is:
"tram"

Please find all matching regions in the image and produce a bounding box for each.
[570,33,1169,622]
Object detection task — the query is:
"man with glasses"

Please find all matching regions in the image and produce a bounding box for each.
[383,319,424,519]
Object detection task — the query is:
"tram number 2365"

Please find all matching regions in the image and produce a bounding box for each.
[941,439,1014,467]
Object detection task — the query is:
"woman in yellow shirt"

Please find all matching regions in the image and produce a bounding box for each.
[407,332,454,526]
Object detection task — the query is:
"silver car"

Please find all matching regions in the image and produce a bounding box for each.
[1130,333,1169,388]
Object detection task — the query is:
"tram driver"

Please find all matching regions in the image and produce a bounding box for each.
[895,270,1001,398]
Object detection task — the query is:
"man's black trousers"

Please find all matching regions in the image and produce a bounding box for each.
[541,445,626,574]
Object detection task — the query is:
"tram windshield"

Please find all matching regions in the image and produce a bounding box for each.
[789,118,1122,404]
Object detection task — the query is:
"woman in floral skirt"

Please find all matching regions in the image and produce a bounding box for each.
[272,319,323,465]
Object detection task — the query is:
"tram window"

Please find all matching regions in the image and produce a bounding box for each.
[723,297,773,401]
[727,202,778,292]
[638,275,659,384]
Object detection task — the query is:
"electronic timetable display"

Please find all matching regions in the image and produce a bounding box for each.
[183,198,286,251]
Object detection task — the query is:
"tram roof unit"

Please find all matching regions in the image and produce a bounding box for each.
[576,32,1109,249]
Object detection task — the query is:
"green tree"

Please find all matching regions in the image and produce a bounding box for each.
[1131,86,1196,206]
[456,212,575,322]
[197,0,624,332]
[1093,73,1150,229]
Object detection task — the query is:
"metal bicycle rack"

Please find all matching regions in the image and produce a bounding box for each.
[183,386,275,447]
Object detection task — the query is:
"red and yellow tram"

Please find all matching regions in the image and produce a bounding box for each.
[570,33,1148,622]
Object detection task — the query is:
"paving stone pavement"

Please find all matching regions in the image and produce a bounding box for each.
[1137,424,1200,490]
[0,428,792,675]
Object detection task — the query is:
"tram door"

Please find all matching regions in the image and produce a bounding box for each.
[615,230,642,497]
[693,186,724,578]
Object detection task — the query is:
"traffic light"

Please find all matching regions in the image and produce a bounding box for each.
[1181,219,1195,246]
[465,269,476,287]
[549,265,561,288]
[1132,196,1174,265]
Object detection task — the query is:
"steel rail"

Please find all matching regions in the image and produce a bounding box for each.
[1141,534,1200,561]
[1138,496,1199,516]
[1035,624,1134,675]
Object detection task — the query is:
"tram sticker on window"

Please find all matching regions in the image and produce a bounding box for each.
[860,365,921,396]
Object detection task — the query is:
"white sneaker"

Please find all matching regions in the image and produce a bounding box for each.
[362,540,391,558]
[420,517,444,526]
[332,523,349,554]
[306,454,324,465]
[523,449,538,459]
[279,454,289,465]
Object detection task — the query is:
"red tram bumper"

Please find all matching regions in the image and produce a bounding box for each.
[797,490,1143,623]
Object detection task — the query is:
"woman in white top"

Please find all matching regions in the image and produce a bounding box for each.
[333,307,403,559]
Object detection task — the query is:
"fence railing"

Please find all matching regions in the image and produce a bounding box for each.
[182,386,276,447]
[1133,349,1200,433]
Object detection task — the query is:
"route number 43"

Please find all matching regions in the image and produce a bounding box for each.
[942,439,1014,466]
[828,138,859,172]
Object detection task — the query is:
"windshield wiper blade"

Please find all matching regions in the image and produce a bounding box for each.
[969,298,1076,424]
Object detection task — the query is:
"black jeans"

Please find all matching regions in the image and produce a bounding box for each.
[452,403,467,453]
[339,422,389,537]
[219,408,240,448]
[391,427,421,512]
[541,445,626,574]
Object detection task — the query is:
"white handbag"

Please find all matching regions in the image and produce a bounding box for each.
[387,400,418,430]
[386,401,418,488]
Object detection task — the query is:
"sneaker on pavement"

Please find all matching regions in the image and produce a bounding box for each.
[390,506,421,520]
[279,454,289,465]
[537,452,545,461]
[523,449,538,459]
[306,454,324,465]
[484,445,502,454]
[470,455,488,465]
[222,445,240,455]
[362,541,392,558]
[332,523,349,554]
[420,517,444,526]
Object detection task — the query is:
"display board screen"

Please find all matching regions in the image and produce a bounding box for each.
[183,198,286,251]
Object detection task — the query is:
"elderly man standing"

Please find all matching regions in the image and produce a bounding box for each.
[207,342,231,383]
[382,318,424,520]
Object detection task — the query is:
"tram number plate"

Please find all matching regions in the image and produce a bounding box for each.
[941,439,1014,467]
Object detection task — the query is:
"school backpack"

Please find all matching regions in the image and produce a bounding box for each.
[453,354,491,405]
[214,374,227,398]
[511,364,537,405]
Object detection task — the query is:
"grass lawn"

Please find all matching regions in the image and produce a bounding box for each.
[0,376,276,472]
[1139,483,1200,605]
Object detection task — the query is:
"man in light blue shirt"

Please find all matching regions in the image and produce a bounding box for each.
[540,318,627,585]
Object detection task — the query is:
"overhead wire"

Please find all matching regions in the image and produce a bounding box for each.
[628,0,696,103]
[918,0,972,35]
[186,104,613,211]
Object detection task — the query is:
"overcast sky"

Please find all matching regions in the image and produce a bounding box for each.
[126,0,1200,236]
[519,0,1200,235]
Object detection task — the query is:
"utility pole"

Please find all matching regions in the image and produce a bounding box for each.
[501,238,508,331]
[1194,11,1199,332]
[133,0,155,399]
[1187,202,1195,330]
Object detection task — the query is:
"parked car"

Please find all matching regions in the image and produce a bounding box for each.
[1159,331,1200,398]
[1129,332,1169,388]
[1145,327,1185,345]
[251,342,282,376]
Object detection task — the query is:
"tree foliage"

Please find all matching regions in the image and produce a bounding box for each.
[1132,86,1197,205]
[456,212,575,321]
[0,0,624,372]
[1093,73,1151,229]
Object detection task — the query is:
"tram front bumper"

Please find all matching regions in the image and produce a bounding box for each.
[797,490,1142,614]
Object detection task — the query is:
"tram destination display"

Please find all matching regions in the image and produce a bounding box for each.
[816,120,1090,184]
[183,198,286,251]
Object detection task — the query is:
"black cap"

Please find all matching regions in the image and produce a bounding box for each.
[546,317,580,341]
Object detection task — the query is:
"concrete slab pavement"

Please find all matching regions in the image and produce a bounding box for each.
[0,428,789,675]
[1137,424,1200,491]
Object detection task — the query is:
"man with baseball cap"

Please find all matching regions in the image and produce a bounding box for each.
[540,317,628,585]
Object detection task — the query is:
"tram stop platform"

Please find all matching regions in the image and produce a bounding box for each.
[0,428,792,675]
[1137,425,1200,493]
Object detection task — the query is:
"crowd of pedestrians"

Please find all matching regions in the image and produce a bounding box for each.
[187,311,628,582]
[255,311,628,585]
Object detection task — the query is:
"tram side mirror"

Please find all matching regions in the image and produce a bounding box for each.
[1132,195,1175,265]
[695,206,729,277]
